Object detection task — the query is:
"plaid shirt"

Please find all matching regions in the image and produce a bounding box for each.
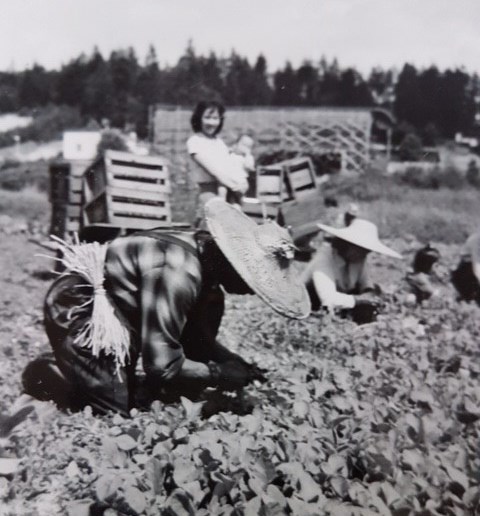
[104,231,205,381]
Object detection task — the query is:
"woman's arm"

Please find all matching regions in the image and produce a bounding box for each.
[311,270,356,312]
[191,152,248,193]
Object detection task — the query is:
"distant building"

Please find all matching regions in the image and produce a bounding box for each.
[63,131,101,161]
[455,132,479,149]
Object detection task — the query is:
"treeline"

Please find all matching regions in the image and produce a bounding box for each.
[0,43,478,141]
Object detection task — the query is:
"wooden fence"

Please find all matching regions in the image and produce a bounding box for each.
[151,106,372,223]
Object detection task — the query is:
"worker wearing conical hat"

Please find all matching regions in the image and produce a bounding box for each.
[22,199,310,416]
[301,217,402,323]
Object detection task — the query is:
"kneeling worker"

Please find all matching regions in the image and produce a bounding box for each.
[301,218,402,323]
[451,229,480,304]
[23,199,310,416]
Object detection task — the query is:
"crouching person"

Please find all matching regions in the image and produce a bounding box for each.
[22,199,310,416]
[301,218,402,324]
[404,244,440,304]
[451,230,480,304]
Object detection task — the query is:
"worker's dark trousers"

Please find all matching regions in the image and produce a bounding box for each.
[451,259,480,304]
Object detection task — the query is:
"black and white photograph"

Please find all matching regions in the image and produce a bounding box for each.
[0,1,479,514]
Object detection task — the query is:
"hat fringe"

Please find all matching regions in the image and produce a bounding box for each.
[47,235,131,375]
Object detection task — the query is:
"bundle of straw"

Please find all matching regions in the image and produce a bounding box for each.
[49,235,131,374]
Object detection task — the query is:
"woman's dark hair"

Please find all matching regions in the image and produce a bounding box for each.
[331,237,368,256]
[190,101,226,134]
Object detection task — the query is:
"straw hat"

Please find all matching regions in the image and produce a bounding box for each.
[317,218,402,259]
[204,198,311,319]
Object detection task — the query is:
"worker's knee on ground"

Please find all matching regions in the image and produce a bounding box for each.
[451,260,480,301]
[21,354,72,406]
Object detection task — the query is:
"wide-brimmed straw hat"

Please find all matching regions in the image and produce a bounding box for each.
[317,218,402,259]
[205,198,311,319]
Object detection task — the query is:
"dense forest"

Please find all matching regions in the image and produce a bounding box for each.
[0,43,478,143]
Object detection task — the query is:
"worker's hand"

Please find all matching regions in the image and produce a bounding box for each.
[355,292,383,307]
[229,177,249,194]
[233,358,269,384]
[352,294,384,324]
[208,360,251,391]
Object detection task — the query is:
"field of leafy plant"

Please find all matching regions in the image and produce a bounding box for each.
[0,188,479,516]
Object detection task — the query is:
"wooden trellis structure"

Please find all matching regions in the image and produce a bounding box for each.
[152,106,372,222]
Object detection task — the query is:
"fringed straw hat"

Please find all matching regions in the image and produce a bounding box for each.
[317,218,402,259]
[205,198,311,319]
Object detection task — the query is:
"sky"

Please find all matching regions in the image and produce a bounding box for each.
[1,0,479,76]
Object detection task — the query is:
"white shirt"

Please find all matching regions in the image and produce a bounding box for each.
[186,133,247,192]
[461,231,480,281]
[301,243,371,311]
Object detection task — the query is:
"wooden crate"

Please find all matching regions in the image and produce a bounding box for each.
[83,150,171,230]
[281,157,317,197]
[49,160,91,237]
[245,156,322,249]
[242,197,279,224]
[278,189,325,243]
[256,164,293,204]
[49,161,70,204]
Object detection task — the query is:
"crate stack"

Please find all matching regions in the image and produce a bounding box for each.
[48,159,92,238]
[82,150,172,231]
[243,156,318,226]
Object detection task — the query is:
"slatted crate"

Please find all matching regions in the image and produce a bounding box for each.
[242,197,279,224]
[256,163,293,204]
[281,157,317,197]
[49,160,92,236]
[83,150,171,230]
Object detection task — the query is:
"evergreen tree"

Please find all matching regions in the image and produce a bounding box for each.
[418,66,440,129]
[437,69,475,137]
[273,62,300,105]
[337,68,373,106]
[394,64,423,127]
[18,64,53,107]
[250,55,272,105]
[0,72,19,112]
[56,55,89,107]
[224,52,255,105]
[297,62,319,105]
[108,48,140,127]
[317,57,341,105]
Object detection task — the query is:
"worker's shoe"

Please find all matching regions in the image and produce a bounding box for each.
[22,353,72,408]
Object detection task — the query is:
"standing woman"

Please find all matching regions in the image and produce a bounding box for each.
[187,101,248,227]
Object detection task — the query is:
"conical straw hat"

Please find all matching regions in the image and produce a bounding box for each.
[205,198,311,319]
[317,218,402,259]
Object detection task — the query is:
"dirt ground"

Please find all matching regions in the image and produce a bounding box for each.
[0,233,53,412]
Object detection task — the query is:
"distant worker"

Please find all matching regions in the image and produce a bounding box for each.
[187,101,248,227]
[451,230,480,304]
[301,218,402,324]
[405,244,440,303]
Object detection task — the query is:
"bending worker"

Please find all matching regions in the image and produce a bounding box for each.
[22,199,310,416]
[451,229,480,304]
[301,218,402,322]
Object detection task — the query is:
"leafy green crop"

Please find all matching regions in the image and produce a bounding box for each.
[0,236,479,515]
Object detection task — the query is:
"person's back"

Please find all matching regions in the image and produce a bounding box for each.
[451,230,480,303]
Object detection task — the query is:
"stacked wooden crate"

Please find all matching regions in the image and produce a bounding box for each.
[243,156,320,233]
[82,150,172,231]
[48,159,92,238]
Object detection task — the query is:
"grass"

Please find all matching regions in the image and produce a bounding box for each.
[360,188,480,244]
[0,185,49,225]
[324,170,480,244]
[0,162,478,245]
